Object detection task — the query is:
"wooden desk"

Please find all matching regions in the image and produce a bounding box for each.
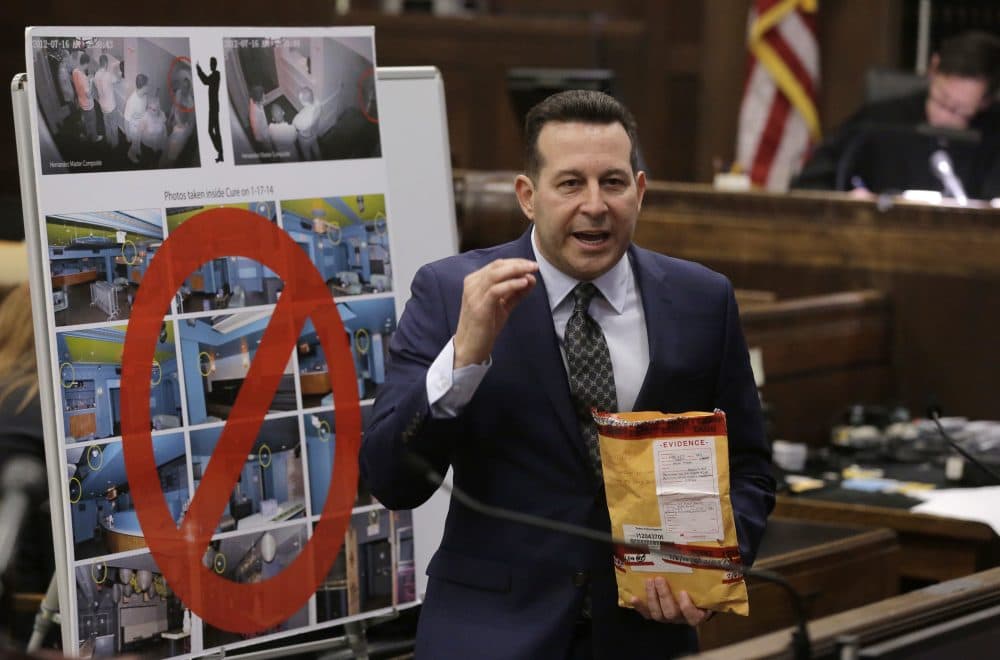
[51,269,97,288]
[631,183,1000,430]
[300,370,331,396]
[693,566,1000,659]
[698,518,898,650]
[775,494,1000,586]
[740,290,892,445]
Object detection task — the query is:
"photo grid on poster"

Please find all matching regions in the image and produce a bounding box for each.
[25,27,416,660]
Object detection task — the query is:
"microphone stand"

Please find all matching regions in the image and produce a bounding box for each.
[407,452,813,660]
[0,456,47,600]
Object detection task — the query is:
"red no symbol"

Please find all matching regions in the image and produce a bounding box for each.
[121,208,360,632]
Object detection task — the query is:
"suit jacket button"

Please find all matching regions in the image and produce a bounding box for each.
[572,571,588,587]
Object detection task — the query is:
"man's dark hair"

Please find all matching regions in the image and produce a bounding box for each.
[937,30,1000,94]
[523,89,640,178]
[78,52,90,67]
[135,73,148,90]
[99,54,108,68]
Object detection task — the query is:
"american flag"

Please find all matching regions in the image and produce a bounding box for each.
[736,0,821,191]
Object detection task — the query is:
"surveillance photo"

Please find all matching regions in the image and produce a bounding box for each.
[31,35,199,174]
[223,35,380,165]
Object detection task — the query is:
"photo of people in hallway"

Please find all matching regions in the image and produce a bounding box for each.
[31,35,199,174]
[46,208,164,327]
[223,35,380,164]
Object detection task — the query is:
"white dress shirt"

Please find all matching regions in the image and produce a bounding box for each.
[427,229,649,417]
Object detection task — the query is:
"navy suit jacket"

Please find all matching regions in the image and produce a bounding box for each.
[361,231,775,659]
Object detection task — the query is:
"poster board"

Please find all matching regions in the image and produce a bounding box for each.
[15,26,456,658]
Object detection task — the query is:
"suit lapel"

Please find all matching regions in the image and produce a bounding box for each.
[504,232,590,465]
[630,246,676,412]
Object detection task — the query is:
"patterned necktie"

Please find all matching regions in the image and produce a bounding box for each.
[564,282,618,479]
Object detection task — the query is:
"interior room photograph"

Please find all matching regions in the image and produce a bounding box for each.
[66,433,188,560]
[200,524,311,649]
[73,554,188,658]
[189,415,307,534]
[280,194,392,297]
[303,406,374,513]
[165,201,282,313]
[57,323,182,443]
[296,297,396,406]
[178,309,298,425]
[46,209,164,326]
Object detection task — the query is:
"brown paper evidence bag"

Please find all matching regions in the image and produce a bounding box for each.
[595,410,749,616]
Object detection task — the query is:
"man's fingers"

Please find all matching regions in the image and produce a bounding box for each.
[633,581,710,627]
[677,590,709,626]
[485,272,535,304]
[641,578,665,621]
[652,578,679,621]
[469,258,538,290]
[454,261,537,368]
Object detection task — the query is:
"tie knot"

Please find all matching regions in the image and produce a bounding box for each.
[572,282,599,313]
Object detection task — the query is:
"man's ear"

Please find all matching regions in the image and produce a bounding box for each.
[928,53,940,78]
[514,174,536,221]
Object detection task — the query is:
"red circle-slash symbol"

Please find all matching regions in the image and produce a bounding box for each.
[121,208,360,632]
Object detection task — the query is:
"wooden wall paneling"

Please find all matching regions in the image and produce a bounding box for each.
[338,11,647,171]
[632,183,1000,422]
[695,0,751,183]
[741,290,893,445]
[817,0,903,130]
[698,522,900,650]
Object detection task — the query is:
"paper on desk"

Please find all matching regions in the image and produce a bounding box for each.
[910,486,1000,536]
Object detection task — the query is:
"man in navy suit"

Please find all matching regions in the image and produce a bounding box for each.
[361,90,775,659]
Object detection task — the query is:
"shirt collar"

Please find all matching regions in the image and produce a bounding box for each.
[530,226,630,314]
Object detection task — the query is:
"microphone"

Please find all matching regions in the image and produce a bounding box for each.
[929,150,969,205]
[403,450,813,659]
[0,455,47,597]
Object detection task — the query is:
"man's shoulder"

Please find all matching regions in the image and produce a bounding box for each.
[630,244,729,288]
